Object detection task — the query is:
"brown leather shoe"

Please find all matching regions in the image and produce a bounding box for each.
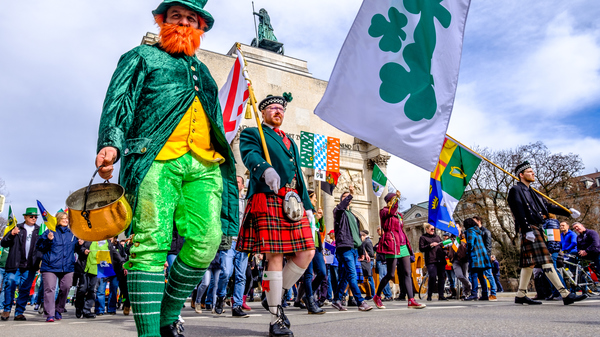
[1,312,9,321]
[14,314,27,321]
[123,306,131,315]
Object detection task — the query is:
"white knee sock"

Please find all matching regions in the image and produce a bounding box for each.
[282,260,306,290]
[517,267,533,297]
[263,271,282,324]
[542,263,569,297]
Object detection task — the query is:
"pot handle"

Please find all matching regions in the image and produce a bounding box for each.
[81,166,110,229]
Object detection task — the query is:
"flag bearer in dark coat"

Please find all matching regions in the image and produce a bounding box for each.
[507,161,586,306]
[237,93,315,337]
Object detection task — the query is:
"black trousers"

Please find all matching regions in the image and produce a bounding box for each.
[116,271,130,307]
[427,262,446,297]
[75,273,98,314]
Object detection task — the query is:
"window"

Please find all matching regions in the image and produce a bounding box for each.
[415,213,422,218]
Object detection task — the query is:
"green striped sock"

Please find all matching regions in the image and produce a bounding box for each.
[160,256,206,327]
[127,270,165,337]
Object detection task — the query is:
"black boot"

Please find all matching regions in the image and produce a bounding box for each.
[214,296,225,315]
[563,292,587,305]
[305,296,325,315]
[160,321,184,337]
[515,296,542,305]
[269,305,294,337]
[267,301,290,328]
[293,299,306,309]
[232,306,249,318]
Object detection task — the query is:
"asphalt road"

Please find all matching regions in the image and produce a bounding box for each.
[1,293,598,337]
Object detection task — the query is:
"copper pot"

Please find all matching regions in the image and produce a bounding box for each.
[66,167,132,241]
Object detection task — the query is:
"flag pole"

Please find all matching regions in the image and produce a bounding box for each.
[318,180,322,210]
[237,43,271,165]
[445,134,571,214]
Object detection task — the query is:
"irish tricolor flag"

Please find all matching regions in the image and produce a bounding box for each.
[428,137,481,236]
[372,164,388,197]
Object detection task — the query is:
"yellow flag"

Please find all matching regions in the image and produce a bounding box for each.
[37,200,57,232]
[3,206,17,236]
[96,250,112,264]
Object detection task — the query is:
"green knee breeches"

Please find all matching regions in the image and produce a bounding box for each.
[126,152,223,272]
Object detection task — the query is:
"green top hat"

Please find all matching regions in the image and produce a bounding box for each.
[23,207,39,216]
[153,0,214,32]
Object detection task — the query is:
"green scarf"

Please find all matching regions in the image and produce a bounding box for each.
[345,210,362,249]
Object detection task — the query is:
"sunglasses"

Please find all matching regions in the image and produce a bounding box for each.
[28,215,38,218]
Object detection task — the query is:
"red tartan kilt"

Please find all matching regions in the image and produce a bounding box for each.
[520,225,553,268]
[236,193,315,254]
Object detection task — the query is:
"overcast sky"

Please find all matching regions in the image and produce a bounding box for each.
[1,0,600,221]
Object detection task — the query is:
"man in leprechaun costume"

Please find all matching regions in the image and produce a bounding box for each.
[237,93,316,337]
[95,1,238,336]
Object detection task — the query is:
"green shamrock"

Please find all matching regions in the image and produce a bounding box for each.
[368,7,408,53]
[372,0,452,121]
[379,62,437,121]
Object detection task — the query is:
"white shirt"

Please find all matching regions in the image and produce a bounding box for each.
[23,224,35,260]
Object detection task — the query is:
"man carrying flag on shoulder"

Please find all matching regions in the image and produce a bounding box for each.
[237,93,315,337]
[1,207,41,321]
[507,161,586,306]
[94,1,239,335]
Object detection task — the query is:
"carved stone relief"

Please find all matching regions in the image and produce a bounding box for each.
[334,169,364,195]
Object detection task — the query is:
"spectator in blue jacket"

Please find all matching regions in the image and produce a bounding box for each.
[560,222,578,256]
[35,212,78,322]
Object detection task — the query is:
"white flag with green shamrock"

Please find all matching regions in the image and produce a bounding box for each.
[315,0,471,171]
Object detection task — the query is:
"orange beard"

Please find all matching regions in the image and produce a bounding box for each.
[155,15,204,56]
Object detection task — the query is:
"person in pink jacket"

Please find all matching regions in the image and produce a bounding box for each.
[373,191,425,309]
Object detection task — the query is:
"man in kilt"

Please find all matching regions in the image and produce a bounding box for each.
[237,93,315,337]
[507,161,586,305]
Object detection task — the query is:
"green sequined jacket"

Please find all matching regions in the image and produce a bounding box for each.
[97,44,239,236]
[239,126,313,211]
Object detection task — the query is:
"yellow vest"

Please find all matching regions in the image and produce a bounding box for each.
[156,97,224,162]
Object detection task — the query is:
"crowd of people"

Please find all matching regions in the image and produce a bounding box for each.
[0,195,598,325]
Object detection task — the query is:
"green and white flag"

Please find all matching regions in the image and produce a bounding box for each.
[300,131,315,168]
[371,164,388,197]
[315,0,471,171]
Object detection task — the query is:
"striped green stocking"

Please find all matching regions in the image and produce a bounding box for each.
[127,270,165,337]
[160,256,207,327]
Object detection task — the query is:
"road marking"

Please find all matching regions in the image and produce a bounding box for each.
[320,305,466,314]
[426,306,467,310]
[69,321,88,324]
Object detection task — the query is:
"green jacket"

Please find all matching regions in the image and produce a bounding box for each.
[97,44,239,236]
[84,241,107,275]
[239,126,313,211]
